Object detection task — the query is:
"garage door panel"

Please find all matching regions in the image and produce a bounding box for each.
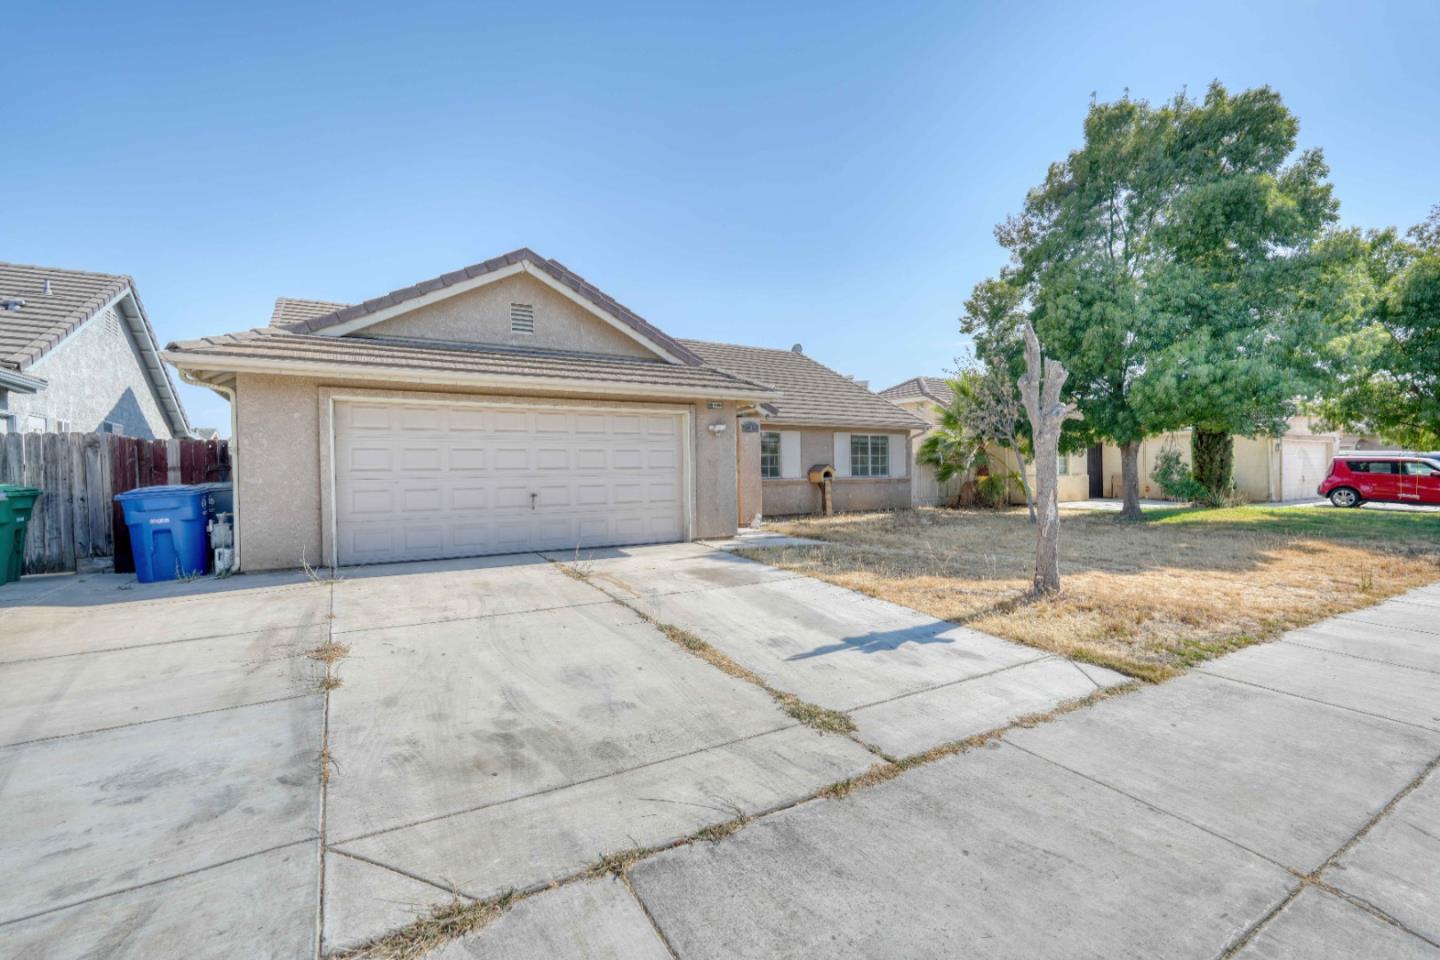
[346,446,393,472]
[1282,440,1331,501]
[612,449,644,470]
[574,414,607,434]
[535,448,569,470]
[493,411,529,432]
[575,449,607,470]
[334,401,686,565]
[400,448,442,472]
[400,487,443,512]
[451,487,488,510]
[494,448,530,470]
[400,409,437,431]
[448,409,488,432]
[344,404,393,430]
[450,448,487,471]
[576,484,608,506]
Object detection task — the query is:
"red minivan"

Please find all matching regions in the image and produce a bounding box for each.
[1319,454,1440,507]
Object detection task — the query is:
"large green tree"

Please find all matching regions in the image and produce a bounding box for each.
[967,83,1343,517]
[1133,86,1339,496]
[1315,207,1440,449]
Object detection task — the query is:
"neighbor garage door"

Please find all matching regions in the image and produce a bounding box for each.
[334,400,685,565]
[1280,438,1332,502]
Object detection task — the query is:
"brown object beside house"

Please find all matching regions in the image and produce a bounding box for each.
[164,249,922,571]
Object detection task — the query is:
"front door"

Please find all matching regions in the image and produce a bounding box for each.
[1087,444,1104,498]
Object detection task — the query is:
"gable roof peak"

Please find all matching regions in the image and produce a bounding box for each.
[273,248,704,366]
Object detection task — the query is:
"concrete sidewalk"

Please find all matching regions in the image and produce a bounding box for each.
[451,581,1440,959]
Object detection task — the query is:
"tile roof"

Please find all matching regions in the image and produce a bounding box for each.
[679,340,926,430]
[878,376,953,404]
[270,248,705,366]
[164,328,776,396]
[0,262,130,370]
[270,297,350,328]
[0,261,191,435]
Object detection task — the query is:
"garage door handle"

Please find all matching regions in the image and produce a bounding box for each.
[530,492,537,510]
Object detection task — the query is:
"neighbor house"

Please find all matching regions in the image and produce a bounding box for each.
[877,375,968,506]
[689,343,926,526]
[1098,417,1350,503]
[166,250,811,571]
[0,263,190,438]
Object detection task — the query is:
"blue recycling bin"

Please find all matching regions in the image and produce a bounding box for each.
[114,485,209,583]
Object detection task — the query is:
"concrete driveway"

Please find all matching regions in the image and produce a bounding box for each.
[0,541,1118,958]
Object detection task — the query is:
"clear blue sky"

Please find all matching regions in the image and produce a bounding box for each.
[7,0,1438,435]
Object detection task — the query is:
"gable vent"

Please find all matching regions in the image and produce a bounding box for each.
[510,303,535,334]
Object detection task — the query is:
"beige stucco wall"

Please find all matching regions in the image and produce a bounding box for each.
[232,373,739,571]
[4,302,176,439]
[363,273,657,359]
[988,445,1090,503]
[736,417,763,527]
[234,372,324,571]
[692,400,739,540]
[759,427,912,517]
[1098,418,1344,502]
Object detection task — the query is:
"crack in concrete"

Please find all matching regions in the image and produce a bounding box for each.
[1279,638,1440,676]
[0,620,332,666]
[1217,751,1440,957]
[1192,670,1440,735]
[0,691,320,750]
[326,721,798,849]
[0,838,318,930]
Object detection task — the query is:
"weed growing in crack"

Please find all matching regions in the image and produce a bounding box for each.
[331,889,516,960]
[307,640,351,664]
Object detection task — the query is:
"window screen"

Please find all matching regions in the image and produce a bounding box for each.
[850,434,890,477]
[761,432,781,479]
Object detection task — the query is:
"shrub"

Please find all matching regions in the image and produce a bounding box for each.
[976,470,1019,509]
[1150,449,1208,503]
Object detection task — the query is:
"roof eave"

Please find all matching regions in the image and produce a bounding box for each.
[116,288,194,438]
[0,367,47,393]
[276,252,706,368]
[161,351,782,403]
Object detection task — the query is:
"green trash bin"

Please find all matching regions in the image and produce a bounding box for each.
[0,485,42,585]
[0,491,14,586]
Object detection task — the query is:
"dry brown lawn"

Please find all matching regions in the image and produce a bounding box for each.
[748,505,1440,682]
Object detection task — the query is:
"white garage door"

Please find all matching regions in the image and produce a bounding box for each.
[1281,439,1331,502]
[334,400,686,565]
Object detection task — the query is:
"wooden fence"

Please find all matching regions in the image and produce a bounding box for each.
[0,433,230,575]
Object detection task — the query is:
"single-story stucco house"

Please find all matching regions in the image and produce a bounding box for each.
[694,343,926,527]
[0,263,191,438]
[164,249,922,571]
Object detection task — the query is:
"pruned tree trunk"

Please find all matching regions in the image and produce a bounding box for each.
[1119,441,1143,521]
[1017,323,1082,595]
[1191,428,1233,499]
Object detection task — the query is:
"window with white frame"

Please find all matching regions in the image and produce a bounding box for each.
[760,431,782,479]
[1057,454,1070,476]
[26,415,46,433]
[850,434,890,477]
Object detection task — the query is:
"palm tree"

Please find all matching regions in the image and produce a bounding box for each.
[916,378,988,505]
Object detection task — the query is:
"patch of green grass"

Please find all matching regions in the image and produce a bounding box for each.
[1147,505,1440,544]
